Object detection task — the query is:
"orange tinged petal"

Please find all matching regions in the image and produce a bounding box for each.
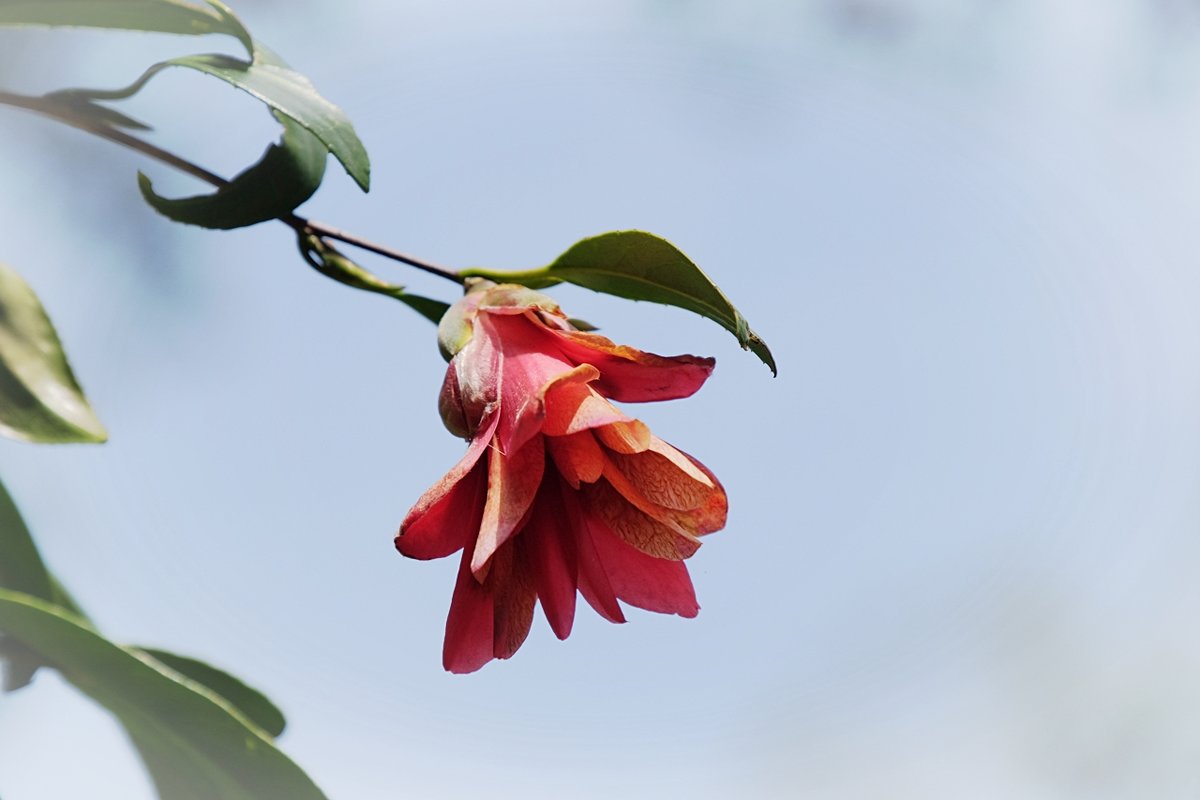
[594,420,652,454]
[545,430,604,488]
[607,449,713,512]
[584,474,701,561]
[542,374,628,436]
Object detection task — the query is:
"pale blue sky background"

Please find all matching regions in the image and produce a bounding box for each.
[1,1,1199,798]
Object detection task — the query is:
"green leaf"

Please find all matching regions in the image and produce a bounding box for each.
[3,0,368,190]
[134,648,286,738]
[139,110,326,229]
[0,590,327,800]
[467,231,777,373]
[73,46,369,191]
[0,263,108,443]
[0,0,253,56]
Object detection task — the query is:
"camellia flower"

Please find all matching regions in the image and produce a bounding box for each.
[396,280,727,673]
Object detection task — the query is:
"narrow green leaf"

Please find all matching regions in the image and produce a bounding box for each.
[134,648,286,738]
[139,111,326,229]
[42,90,152,130]
[0,263,108,443]
[0,0,253,57]
[547,231,776,373]
[298,235,449,324]
[397,294,451,326]
[0,590,327,800]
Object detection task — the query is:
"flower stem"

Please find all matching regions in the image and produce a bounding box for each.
[0,89,464,285]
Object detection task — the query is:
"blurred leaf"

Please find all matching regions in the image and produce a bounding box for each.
[0,590,327,800]
[0,477,54,602]
[0,478,92,690]
[0,477,50,691]
[0,263,108,443]
[134,648,286,737]
[468,231,777,373]
[0,0,250,56]
[139,111,326,229]
[0,0,254,56]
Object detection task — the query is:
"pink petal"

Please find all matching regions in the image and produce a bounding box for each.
[477,313,578,453]
[542,327,715,403]
[522,477,579,639]
[472,434,545,576]
[588,517,700,618]
[396,412,498,560]
[443,546,496,674]
[437,360,471,439]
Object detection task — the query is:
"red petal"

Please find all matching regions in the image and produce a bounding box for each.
[442,546,496,674]
[396,412,498,560]
[560,481,625,624]
[472,434,545,576]
[522,478,579,639]
[588,517,700,618]
[490,541,537,660]
[543,328,715,403]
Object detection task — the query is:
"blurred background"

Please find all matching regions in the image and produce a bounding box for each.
[1,0,1199,797]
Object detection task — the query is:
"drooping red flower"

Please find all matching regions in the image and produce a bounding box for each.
[396,281,727,673]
